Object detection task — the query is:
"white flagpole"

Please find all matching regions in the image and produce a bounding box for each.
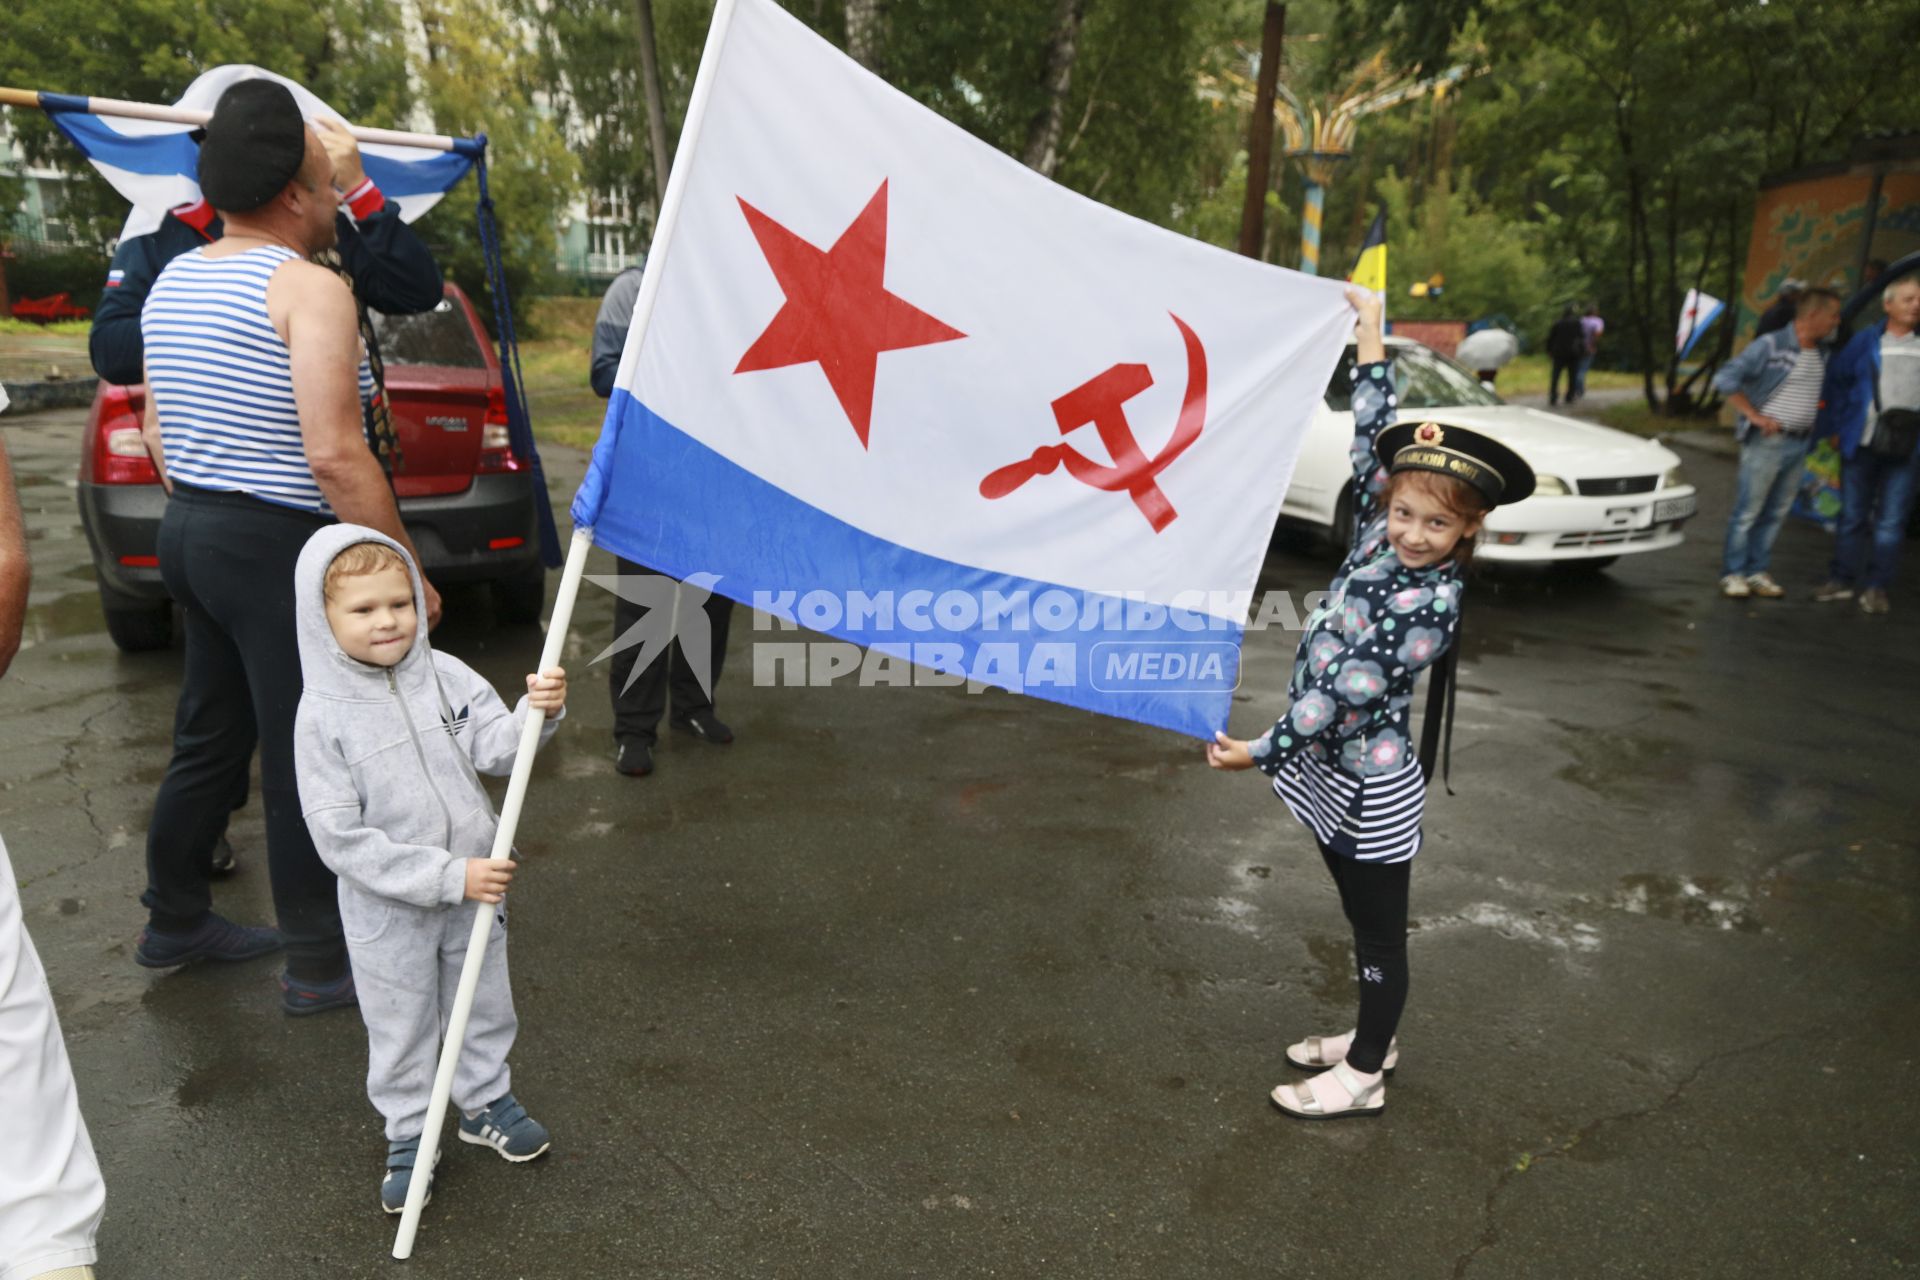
[391,0,746,1259]
[390,528,591,1260]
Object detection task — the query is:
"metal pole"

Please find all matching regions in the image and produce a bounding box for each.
[1237,3,1285,259]
[1300,179,1324,275]
[391,526,595,1259]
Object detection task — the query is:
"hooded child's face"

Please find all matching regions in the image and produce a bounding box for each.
[324,564,417,667]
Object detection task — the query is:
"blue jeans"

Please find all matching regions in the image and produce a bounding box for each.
[1572,355,1593,400]
[1722,431,1812,577]
[1829,446,1920,589]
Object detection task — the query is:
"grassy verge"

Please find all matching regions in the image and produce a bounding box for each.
[1599,398,1736,443]
[0,319,91,337]
[1494,353,1640,398]
[517,296,605,452]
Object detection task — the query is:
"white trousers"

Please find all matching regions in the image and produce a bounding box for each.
[345,889,517,1142]
[0,834,105,1280]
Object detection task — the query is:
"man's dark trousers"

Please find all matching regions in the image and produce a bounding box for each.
[143,485,346,980]
[608,556,733,746]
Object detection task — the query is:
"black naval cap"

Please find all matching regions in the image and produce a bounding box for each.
[195,79,308,213]
[1374,419,1537,507]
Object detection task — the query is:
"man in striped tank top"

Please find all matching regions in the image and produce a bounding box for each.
[132,79,443,1015]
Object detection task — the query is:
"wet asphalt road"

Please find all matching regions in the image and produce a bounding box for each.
[2,408,1915,1279]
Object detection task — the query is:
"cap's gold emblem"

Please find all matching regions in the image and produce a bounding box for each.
[1413,421,1445,447]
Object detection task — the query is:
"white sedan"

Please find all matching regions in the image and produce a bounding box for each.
[1278,337,1699,566]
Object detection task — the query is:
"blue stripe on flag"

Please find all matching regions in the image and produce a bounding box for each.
[48,110,201,177]
[574,390,1240,739]
[46,106,473,199]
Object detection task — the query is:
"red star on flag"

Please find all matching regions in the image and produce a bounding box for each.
[734,180,966,447]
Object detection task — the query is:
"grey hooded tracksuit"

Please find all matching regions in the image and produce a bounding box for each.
[292,525,561,1141]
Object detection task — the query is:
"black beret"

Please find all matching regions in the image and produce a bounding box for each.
[1375,420,1537,507]
[196,80,307,213]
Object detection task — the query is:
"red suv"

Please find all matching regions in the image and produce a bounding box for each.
[77,283,547,651]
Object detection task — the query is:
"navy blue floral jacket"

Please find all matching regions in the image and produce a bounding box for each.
[1250,360,1462,779]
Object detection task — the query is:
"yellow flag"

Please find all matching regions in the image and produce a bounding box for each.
[1349,211,1387,294]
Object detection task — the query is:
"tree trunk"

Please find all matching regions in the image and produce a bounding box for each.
[633,0,673,218]
[846,0,887,74]
[1238,3,1286,259]
[1022,0,1088,177]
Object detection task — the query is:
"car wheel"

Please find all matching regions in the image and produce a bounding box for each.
[1327,486,1356,558]
[99,586,173,652]
[492,567,547,625]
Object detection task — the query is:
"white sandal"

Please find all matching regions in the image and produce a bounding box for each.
[1270,1061,1386,1120]
[1285,1030,1398,1075]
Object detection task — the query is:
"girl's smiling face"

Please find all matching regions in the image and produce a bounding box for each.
[1385,471,1485,569]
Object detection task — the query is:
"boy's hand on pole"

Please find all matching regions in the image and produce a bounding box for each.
[464,857,516,903]
[527,666,567,717]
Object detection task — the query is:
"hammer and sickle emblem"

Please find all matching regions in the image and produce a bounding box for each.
[978,313,1208,533]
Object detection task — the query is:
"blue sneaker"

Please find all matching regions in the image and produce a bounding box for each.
[134,913,281,968]
[380,1137,442,1215]
[280,969,357,1017]
[457,1093,551,1162]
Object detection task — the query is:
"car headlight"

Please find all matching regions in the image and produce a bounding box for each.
[1662,465,1685,489]
[1533,475,1570,496]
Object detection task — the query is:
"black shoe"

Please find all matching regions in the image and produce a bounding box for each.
[134,912,282,969]
[672,709,734,745]
[281,968,358,1016]
[209,835,237,877]
[615,739,654,777]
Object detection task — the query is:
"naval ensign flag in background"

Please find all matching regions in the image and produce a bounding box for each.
[572,0,1354,740]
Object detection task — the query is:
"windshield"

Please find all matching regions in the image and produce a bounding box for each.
[1323,343,1504,412]
[370,297,488,370]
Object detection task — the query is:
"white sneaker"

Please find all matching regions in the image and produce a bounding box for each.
[1746,572,1786,598]
[1720,574,1752,598]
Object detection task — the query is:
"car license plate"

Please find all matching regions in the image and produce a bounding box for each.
[1654,494,1697,523]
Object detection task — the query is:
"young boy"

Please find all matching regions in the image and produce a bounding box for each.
[292,525,566,1212]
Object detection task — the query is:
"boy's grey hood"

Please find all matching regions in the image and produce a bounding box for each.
[294,523,434,700]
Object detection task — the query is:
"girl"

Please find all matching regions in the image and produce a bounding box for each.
[1207,287,1533,1120]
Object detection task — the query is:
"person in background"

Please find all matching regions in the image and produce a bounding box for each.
[132,80,441,1014]
[590,263,737,779]
[90,97,442,880]
[1575,303,1604,401]
[1545,306,1586,407]
[1754,279,1805,338]
[1712,288,1844,600]
[1813,275,1920,615]
[0,409,108,1280]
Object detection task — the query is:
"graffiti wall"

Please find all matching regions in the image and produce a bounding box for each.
[1742,167,1919,332]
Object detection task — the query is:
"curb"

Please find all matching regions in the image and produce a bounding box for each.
[0,378,96,416]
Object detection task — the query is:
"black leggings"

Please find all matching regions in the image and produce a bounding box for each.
[1318,845,1411,1074]
[144,485,345,979]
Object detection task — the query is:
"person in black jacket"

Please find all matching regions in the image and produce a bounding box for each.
[89,118,442,386]
[1545,306,1586,406]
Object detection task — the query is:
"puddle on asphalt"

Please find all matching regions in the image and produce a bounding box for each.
[18,590,107,648]
[1552,720,1683,792]
[1414,901,1604,953]
[1301,935,1352,1002]
[1609,873,1761,932]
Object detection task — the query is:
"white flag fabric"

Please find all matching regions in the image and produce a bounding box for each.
[572,0,1353,738]
[1676,288,1725,359]
[42,65,475,243]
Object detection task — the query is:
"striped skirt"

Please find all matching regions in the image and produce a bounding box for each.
[1272,754,1424,862]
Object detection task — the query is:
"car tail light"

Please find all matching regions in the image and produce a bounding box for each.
[478,386,522,473]
[93,388,161,485]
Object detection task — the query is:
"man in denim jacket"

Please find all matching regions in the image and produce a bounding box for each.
[1711,288,1842,599]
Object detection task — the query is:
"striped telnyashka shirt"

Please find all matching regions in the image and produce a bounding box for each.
[1273,757,1426,862]
[1759,346,1826,434]
[142,245,373,514]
